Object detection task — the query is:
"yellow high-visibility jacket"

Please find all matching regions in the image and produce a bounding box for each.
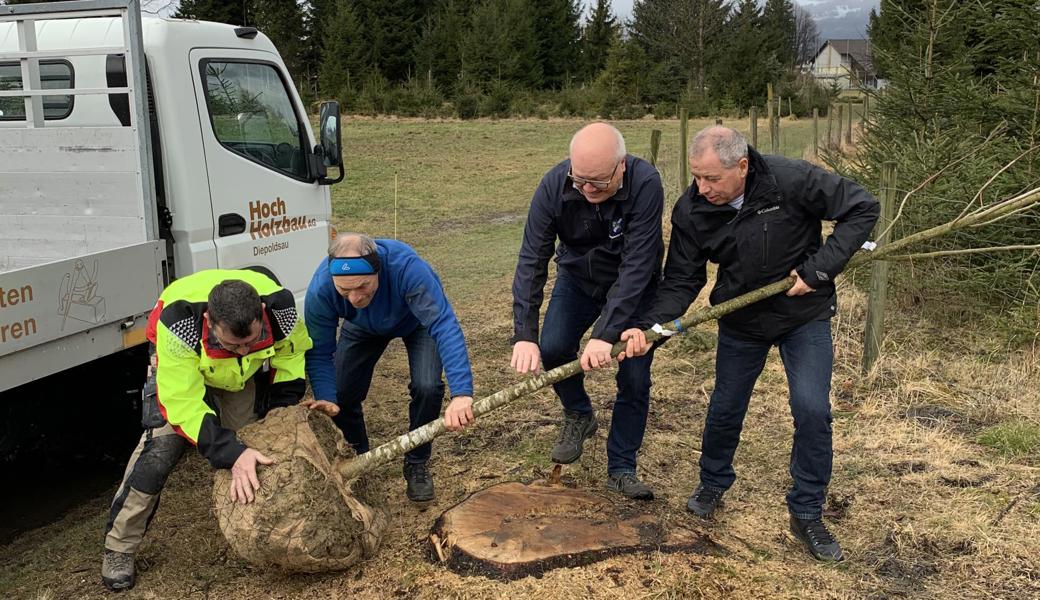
[146,269,312,468]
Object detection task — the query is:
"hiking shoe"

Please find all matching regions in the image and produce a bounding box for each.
[403,461,434,502]
[606,472,655,500]
[790,515,844,562]
[101,549,135,591]
[550,410,598,464]
[686,484,725,518]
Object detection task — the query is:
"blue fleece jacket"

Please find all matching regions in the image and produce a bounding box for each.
[304,239,474,402]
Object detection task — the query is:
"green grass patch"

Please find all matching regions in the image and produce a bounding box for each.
[977,421,1040,456]
[330,117,820,302]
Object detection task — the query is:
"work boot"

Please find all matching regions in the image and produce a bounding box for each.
[550,410,598,464]
[790,515,844,562]
[101,549,136,591]
[606,472,655,500]
[403,461,434,502]
[686,484,725,518]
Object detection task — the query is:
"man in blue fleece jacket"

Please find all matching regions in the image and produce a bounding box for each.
[305,233,475,501]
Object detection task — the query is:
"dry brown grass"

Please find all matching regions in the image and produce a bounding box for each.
[1,118,1037,599]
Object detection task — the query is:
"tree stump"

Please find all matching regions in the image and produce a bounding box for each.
[430,481,722,579]
[212,406,386,572]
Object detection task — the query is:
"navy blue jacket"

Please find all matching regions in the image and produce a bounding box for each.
[643,147,880,341]
[305,240,474,402]
[513,154,664,345]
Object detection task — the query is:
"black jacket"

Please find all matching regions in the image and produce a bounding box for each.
[513,154,664,344]
[643,147,880,341]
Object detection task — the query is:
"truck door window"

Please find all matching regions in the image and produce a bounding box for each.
[0,60,73,121]
[200,60,309,180]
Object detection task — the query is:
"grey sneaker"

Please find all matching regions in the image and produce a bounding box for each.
[606,472,654,500]
[101,549,135,591]
[550,410,598,464]
[686,484,725,518]
[790,515,844,562]
[403,461,434,502]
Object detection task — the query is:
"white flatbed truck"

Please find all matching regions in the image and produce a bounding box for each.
[0,0,344,458]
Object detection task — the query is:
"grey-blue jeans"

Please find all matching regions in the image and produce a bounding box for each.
[332,321,444,464]
[699,319,834,520]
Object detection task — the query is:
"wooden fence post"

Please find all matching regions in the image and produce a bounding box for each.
[679,107,689,191]
[812,107,819,157]
[767,84,775,152]
[826,105,834,149]
[649,129,662,167]
[750,106,758,147]
[845,98,853,145]
[771,109,780,155]
[863,162,898,374]
[835,103,844,150]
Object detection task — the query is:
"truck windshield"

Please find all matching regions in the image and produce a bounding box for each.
[201,60,308,180]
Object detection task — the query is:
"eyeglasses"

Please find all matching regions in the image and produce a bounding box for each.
[569,160,621,191]
[213,326,263,354]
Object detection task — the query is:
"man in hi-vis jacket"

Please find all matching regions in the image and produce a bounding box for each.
[102,269,326,590]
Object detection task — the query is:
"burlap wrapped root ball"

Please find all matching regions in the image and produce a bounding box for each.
[213,405,387,572]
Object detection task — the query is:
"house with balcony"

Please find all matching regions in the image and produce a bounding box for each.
[810,39,883,91]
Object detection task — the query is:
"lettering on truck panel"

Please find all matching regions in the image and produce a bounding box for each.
[0,284,39,344]
[248,198,318,241]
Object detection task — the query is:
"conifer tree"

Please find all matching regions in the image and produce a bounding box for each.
[762,0,797,68]
[174,0,253,25]
[852,0,1040,325]
[532,0,581,89]
[319,0,370,97]
[580,0,619,80]
[460,0,541,89]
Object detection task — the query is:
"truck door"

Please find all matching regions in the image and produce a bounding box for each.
[190,48,329,297]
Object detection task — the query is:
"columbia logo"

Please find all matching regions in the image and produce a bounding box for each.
[757,206,779,214]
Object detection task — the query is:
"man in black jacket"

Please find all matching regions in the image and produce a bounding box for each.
[622,126,879,561]
[511,122,664,499]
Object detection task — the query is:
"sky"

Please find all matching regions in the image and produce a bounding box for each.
[604,0,879,41]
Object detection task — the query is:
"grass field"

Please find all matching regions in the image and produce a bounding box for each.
[2,116,1038,599]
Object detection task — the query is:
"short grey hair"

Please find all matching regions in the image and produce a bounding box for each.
[570,122,627,162]
[329,233,377,257]
[688,126,748,168]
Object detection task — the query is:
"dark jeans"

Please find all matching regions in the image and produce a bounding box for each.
[540,272,656,474]
[332,321,445,464]
[699,319,834,520]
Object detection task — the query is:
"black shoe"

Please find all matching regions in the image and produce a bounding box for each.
[606,472,655,500]
[550,410,598,464]
[686,484,725,518]
[403,462,434,502]
[790,515,844,562]
[101,549,136,591]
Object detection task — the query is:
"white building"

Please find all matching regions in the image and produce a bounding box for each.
[810,39,884,90]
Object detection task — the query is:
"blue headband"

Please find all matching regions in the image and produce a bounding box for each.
[329,252,381,276]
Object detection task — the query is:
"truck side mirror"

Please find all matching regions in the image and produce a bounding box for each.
[316,100,344,185]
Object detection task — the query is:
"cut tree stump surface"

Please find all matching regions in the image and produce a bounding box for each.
[430,481,721,579]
